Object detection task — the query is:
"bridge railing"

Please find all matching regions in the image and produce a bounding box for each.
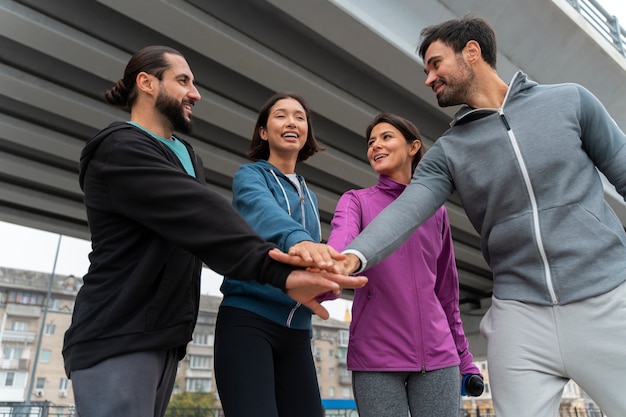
[567,0,626,57]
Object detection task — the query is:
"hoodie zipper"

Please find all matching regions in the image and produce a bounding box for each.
[270,168,324,326]
[499,108,559,305]
[452,72,559,305]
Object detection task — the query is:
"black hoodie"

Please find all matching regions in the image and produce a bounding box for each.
[62,122,296,376]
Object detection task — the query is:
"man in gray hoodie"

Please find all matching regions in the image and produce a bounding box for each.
[273,15,626,417]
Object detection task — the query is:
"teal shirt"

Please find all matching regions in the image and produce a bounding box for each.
[127,121,195,177]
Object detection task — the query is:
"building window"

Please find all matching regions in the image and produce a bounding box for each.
[314,348,322,360]
[185,378,211,392]
[10,321,28,332]
[328,349,334,358]
[1,371,25,388]
[337,347,347,362]
[192,333,214,346]
[49,299,61,311]
[3,347,22,360]
[328,387,335,397]
[339,368,350,377]
[329,368,335,377]
[40,350,51,363]
[36,377,45,389]
[10,291,43,306]
[5,372,14,387]
[316,367,321,376]
[338,330,349,347]
[342,387,351,398]
[59,378,69,390]
[44,323,56,336]
[189,355,212,370]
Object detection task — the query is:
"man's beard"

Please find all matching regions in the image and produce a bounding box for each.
[155,91,193,134]
[436,57,475,107]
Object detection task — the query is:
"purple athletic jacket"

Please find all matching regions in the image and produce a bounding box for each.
[328,175,479,374]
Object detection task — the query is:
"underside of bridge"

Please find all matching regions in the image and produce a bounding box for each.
[1,0,625,354]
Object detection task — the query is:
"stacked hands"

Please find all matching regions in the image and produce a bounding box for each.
[268,242,366,320]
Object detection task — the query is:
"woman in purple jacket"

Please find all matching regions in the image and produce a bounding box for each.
[327,113,480,417]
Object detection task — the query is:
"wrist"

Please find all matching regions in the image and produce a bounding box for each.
[342,249,367,274]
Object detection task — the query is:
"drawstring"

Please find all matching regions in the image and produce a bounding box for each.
[302,178,323,242]
[270,169,291,215]
[269,169,322,241]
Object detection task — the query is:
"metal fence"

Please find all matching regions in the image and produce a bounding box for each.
[460,407,605,417]
[0,403,609,416]
[567,0,626,56]
[0,403,74,417]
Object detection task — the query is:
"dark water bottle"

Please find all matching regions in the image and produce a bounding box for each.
[461,374,484,396]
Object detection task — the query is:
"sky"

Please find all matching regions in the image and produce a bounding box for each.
[602,0,626,22]
[0,0,623,322]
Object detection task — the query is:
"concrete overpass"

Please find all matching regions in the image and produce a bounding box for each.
[1,0,625,356]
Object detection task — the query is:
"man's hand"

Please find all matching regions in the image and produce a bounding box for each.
[269,248,361,275]
[283,268,367,319]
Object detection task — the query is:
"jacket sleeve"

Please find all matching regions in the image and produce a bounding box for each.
[433,207,481,376]
[327,191,363,252]
[232,164,315,251]
[318,191,363,303]
[346,146,453,271]
[577,85,626,199]
[98,133,296,290]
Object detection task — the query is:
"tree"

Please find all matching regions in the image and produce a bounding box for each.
[165,391,217,417]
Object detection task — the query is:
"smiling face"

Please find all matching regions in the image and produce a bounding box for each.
[367,122,420,184]
[154,53,201,134]
[260,98,308,158]
[423,40,476,107]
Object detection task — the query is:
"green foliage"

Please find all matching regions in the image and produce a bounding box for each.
[165,391,217,417]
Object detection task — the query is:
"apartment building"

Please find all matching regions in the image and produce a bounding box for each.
[0,267,78,405]
[311,315,352,404]
[0,266,601,415]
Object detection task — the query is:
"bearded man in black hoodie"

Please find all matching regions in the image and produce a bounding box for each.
[62,45,366,417]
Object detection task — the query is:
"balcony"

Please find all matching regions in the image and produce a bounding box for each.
[1,330,35,343]
[0,358,29,370]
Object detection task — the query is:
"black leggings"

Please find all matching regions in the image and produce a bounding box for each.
[214,306,323,417]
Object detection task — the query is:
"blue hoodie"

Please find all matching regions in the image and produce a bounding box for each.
[220,160,322,329]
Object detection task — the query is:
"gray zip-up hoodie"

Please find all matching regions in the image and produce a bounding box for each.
[346,71,626,306]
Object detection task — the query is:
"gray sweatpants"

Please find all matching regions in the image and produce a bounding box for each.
[480,280,626,417]
[71,349,178,417]
[352,366,460,417]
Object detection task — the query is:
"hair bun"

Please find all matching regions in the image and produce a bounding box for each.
[104,79,129,107]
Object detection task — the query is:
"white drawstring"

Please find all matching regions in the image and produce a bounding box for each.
[269,169,322,241]
[270,169,291,215]
[301,178,323,242]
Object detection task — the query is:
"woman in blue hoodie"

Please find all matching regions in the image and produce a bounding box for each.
[214,92,337,417]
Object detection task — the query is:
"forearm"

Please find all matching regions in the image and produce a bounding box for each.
[345,183,441,271]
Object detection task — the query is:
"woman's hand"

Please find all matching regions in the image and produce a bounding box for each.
[287,241,345,272]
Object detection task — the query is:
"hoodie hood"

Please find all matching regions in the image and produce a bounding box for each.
[79,121,134,190]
